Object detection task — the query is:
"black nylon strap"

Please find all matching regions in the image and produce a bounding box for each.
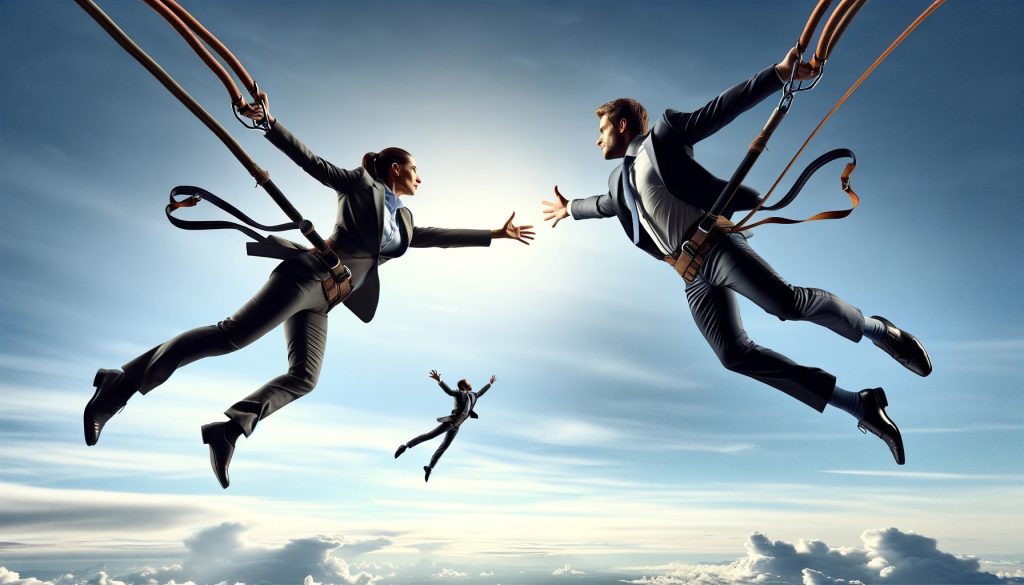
[165,185,303,242]
[760,148,855,211]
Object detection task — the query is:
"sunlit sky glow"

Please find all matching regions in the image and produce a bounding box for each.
[1,1,1022,584]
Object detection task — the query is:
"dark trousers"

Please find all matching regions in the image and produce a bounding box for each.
[686,233,864,412]
[406,422,460,468]
[119,258,331,436]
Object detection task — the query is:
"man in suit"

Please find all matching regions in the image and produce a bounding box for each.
[395,370,495,482]
[541,48,931,465]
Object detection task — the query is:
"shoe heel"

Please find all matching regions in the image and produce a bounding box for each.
[876,389,888,408]
[93,369,113,387]
[200,422,221,445]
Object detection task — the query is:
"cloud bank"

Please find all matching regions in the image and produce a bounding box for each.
[2,526,1019,585]
[626,527,1018,585]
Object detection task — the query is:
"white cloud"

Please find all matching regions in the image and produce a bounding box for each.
[824,470,1024,481]
[0,524,388,585]
[552,563,585,576]
[432,568,467,578]
[0,566,53,585]
[622,528,1013,585]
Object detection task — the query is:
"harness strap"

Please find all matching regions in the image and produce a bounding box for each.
[165,185,302,242]
[733,148,858,231]
[166,186,353,310]
[733,0,946,232]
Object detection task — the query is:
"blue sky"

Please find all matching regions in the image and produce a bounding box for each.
[1,1,1022,584]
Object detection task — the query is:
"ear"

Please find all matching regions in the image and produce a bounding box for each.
[617,118,629,134]
[391,162,401,176]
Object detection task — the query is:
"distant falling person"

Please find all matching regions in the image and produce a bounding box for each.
[395,370,496,481]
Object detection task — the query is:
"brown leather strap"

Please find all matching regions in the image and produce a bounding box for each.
[797,0,834,56]
[734,160,859,231]
[664,216,734,283]
[734,0,946,232]
[810,0,868,69]
[142,0,262,105]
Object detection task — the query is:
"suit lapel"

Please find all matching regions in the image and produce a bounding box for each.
[389,207,413,258]
[371,182,385,253]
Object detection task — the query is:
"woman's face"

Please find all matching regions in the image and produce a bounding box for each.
[391,156,421,196]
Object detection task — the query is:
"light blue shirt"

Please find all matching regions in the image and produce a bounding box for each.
[381,186,404,255]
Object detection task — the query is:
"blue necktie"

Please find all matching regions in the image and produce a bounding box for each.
[621,155,641,244]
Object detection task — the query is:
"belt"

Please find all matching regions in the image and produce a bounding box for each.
[314,239,353,310]
[663,215,734,283]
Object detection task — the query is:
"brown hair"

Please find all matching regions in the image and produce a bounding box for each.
[361,147,412,182]
[595,98,649,135]
[457,379,471,391]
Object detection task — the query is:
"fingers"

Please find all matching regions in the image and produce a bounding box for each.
[505,211,516,226]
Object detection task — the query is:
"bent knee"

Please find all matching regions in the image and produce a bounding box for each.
[286,368,320,393]
[717,343,754,372]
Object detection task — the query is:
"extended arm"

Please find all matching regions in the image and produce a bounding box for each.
[411,212,534,248]
[663,65,783,145]
[429,370,458,396]
[543,185,615,229]
[474,375,496,399]
[239,91,358,192]
[664,49,816,145]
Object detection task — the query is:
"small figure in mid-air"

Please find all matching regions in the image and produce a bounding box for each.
[395,370,495,482]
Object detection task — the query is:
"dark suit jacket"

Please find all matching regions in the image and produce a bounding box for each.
[436,380,491,425]
[259,121,492,323]
[570,64,783,259]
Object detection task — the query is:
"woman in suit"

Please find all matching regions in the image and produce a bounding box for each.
[83,92,533,488]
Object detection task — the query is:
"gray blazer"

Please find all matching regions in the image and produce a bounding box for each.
[256,121,492,322]
[435,380,492,426]
[570,64,783,259]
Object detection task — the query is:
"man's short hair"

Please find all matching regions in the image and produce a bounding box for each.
[596,98,649,135]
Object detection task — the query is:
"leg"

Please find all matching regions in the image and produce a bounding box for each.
[428,427,460,469]
[406,422,453,448]
[686,271,836,411]
[86,267,324,446]
[224,305,330,437]
[124,268,326,397]
[705,233,864,342]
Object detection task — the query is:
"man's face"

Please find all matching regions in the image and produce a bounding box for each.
[596,114,630,160]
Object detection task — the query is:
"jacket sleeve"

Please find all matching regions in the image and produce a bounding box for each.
[474,383,492,399]
[438,380,458,396]
[662,64,783,145]
[264,120,360,192]
[569,192,617,220]
[411,227,492,248]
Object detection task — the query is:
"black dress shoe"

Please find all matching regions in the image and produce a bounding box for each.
[423,465,432,482]
[201,422,239,489]
[857,388,905,465]
[394,444,407,459]
[871,316,933,377]
[83,368,129,446]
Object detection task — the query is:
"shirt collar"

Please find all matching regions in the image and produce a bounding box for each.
[383,185,404,212]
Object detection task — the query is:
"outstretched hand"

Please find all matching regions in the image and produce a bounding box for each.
[489,375,497,384]
[428,370,441,382]
[491,212,535,245]
[542,185,570,228]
